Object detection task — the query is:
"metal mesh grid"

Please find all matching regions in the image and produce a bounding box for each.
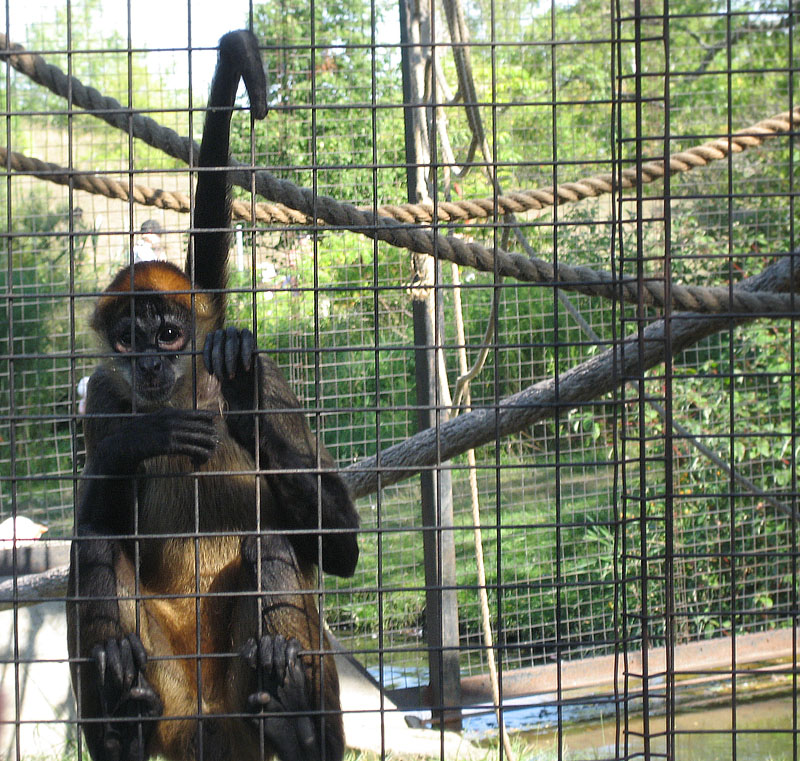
[0,1,798,760]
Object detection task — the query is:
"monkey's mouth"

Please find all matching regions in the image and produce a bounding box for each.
[133,380,175,406]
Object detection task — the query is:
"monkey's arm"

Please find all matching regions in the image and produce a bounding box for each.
[79,368,219,530]
[205,328,361,578]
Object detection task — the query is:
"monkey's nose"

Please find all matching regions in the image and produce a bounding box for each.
[137,355,163,375]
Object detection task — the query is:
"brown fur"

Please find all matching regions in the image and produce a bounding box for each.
[97,261,211,315]
[68,328,345,761]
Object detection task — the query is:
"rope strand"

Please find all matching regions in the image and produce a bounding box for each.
[1,34,798,317]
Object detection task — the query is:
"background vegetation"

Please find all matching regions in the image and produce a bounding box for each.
[0,0,797,685]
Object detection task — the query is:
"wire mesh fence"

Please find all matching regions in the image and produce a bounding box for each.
[0,1,798,760]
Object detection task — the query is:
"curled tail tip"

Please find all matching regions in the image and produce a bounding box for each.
[218,28,259,53]
[218,29,268,120]
[250,92,269,122]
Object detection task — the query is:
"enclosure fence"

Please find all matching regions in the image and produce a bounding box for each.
[0,1,798,760]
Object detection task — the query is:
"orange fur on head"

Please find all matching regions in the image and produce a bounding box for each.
[95,261,212,322]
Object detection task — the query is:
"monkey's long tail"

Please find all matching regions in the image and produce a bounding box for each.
[190,30,268,314]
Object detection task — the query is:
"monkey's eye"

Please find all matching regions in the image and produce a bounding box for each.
[113,325,134,353]
[157,325,185,351]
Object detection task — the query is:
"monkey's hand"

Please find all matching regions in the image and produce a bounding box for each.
[204,326,259,423]
[242,634,322,761]
[91,633,163,761]
[94,409,219,473]
[145,409,220,466]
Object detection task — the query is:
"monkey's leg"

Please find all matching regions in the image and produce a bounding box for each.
[70,410,218,761]
[225,535,344,761]
[68,542,162,761]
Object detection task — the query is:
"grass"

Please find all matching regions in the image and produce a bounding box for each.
[328,460,616,664]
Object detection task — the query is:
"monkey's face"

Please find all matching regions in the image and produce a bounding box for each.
[104,298,194,409]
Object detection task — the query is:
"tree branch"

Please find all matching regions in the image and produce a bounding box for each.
[341,252,800,498]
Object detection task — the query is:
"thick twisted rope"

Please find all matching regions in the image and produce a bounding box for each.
[5,141,798,317]
[2,34,798,317]
[0,146,306,225]
[4,33,796,225]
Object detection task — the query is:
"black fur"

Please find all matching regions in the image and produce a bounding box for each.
[190,30,268,324]
[68,30,358,761]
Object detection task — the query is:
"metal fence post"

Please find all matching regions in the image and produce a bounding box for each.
[399,0,462,728]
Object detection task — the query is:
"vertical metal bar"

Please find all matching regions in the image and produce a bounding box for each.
[661,4,675,760]
[631,3,653,759]
[788,10,797,761]
[398,0,461,728]
[3,2,20,759]
[609,3,624,758]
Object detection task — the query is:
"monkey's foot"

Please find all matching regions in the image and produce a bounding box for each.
[91,633,162,761]
[242,634,321,761]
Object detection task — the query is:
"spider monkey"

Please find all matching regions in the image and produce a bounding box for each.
[67,30,359,761]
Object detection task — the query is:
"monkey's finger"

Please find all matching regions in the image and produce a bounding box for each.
[184,446,220,466]
[240,328,255,373]
[126,735,146,761]
[247,691,273,710]
[174,408,216,424]
[241,637,259,669]
[172,413,219,440]
[172,425,219,444]
[129,684,161,717]
[295,716,320,761]
[173,431,220,456]
[91,644,108,686]
[285,638,301,668]
[258,634,275,677]
[105,638,124,687]
[128,633,148,672]
[224,326,240,379]
[102,728,122,761]
[178,436,219,454]
[282,646,310,709]
[170,435,218,462]
[158,408,215,438]
[209,330,226,380]
[203,333,215,376]
[118,636,135,691]
[272,635,287,679]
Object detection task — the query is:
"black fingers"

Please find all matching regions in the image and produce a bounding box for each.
[156,408,219,465]
[101,409,218,473]
[203,327,256,381]
[90,633,162,761]
[93,633,150,701]
[242,634,321,761]
[128,633,148,671]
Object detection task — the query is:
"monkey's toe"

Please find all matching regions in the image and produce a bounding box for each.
[242,634,322,761]
[90,635,162,761]
[243,634,307,712]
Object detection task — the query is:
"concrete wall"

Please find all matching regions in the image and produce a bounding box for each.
[0,600,75,761]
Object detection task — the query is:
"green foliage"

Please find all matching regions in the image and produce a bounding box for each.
[0,189,96,522]
[247,0,405,203]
